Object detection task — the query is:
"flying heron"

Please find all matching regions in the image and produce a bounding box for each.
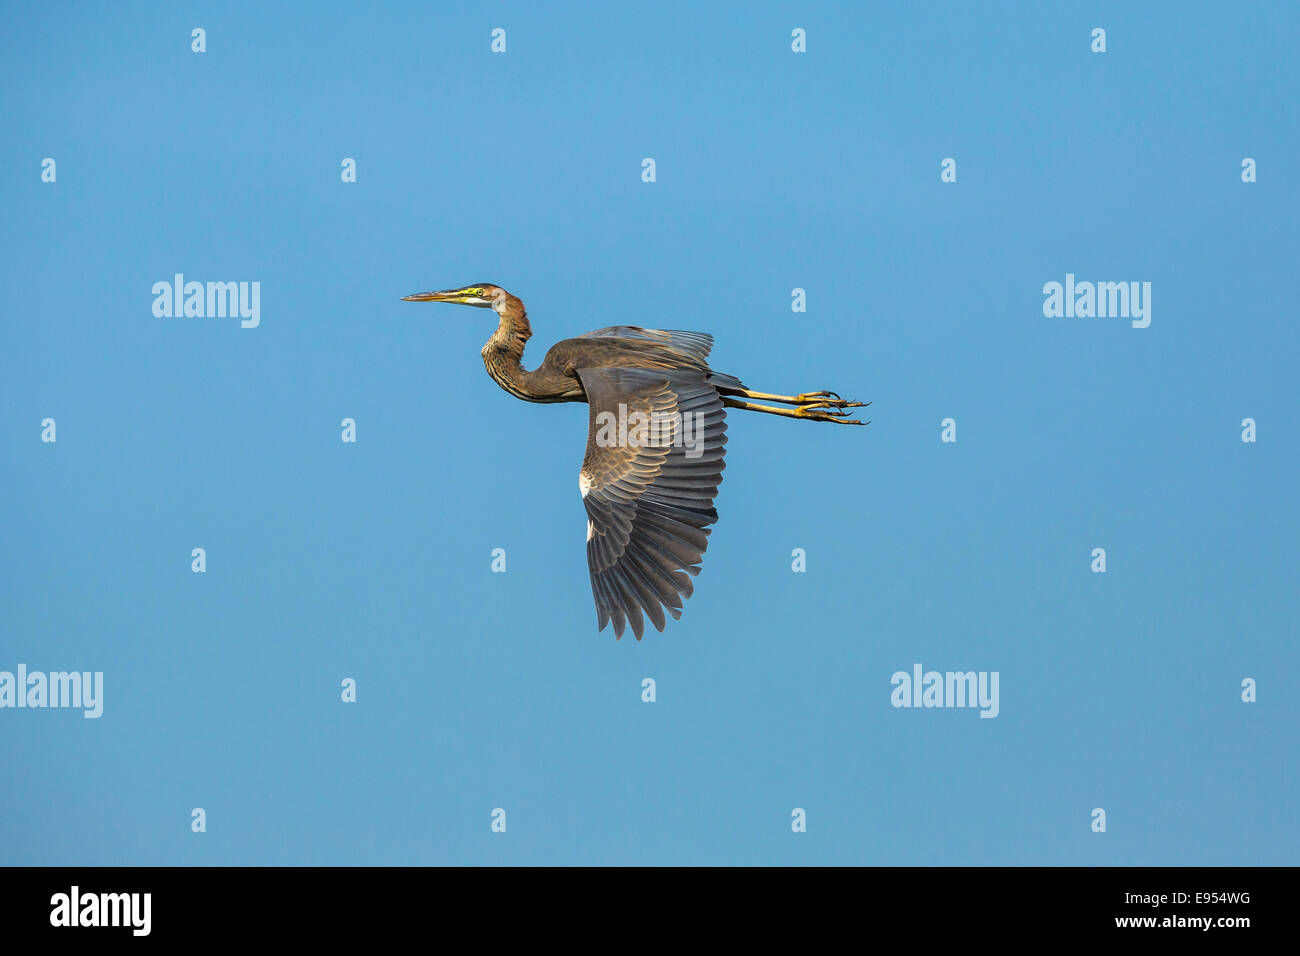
[403,283,866,640]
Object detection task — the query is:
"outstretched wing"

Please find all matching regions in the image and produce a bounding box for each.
[579,326,715,362]
[577,366,727,639]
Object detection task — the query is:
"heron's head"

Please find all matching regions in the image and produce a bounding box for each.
[402,284,507,310]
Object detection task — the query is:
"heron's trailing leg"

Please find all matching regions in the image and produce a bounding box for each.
[728,387,866,409]
[721,397,867,425]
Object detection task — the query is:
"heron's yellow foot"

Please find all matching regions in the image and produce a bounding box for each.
[794,391,840,403]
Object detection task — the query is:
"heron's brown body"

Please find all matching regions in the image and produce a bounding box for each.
[480,292,732,403]
[404,283,866,640]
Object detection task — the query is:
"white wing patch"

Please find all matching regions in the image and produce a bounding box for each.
[581,472,595,539]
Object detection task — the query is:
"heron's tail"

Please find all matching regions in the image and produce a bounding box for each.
[706,370,746,391]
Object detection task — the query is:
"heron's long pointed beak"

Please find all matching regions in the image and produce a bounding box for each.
[402,289,462,303]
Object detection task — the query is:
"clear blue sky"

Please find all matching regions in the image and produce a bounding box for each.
[2,1,1295,865]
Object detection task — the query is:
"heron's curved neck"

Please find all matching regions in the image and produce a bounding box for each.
[482,295,533,397]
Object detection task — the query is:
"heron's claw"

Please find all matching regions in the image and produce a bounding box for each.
[803,400,866,411]
[794,406,866,425]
